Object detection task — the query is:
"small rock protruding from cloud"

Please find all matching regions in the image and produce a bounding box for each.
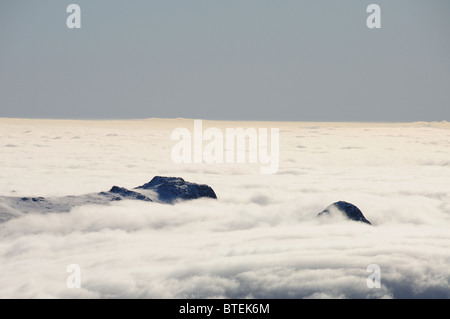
[318,201,372,225]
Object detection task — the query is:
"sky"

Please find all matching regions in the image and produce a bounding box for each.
[0,0,449,121]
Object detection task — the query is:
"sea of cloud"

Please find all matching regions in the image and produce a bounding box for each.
[0,118,449,298]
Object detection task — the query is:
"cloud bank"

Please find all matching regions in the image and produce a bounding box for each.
[0,119,449,298]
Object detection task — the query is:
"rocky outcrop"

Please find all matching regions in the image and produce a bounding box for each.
[318,201,372,225]
[101,186,153,202]
[135,176,217,203]
[0,176,217,223]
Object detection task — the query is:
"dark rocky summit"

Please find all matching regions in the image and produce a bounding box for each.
[318,201,372,225]
[0,176,217,223]
[136,176,217,203]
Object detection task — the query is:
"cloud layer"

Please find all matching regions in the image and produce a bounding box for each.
[0,119,449,298]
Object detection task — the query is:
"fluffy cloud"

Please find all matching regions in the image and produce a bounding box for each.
[0,119,449,298]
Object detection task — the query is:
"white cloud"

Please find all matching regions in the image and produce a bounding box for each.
[0,119,449,298]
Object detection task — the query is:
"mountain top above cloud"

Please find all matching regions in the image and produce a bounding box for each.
[318,201,372,225]
[136,176,217,203]
[0,176,217,223]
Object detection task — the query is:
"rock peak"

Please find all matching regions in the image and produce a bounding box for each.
[318,201,372,225]
[136,176,186,189]
[136,176,217,203]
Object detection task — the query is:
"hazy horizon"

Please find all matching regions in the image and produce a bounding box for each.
[1,115,450,122]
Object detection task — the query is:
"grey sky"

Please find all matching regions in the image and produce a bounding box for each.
[0,0,449,121]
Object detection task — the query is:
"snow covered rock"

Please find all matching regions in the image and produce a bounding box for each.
[318,201,372,225]
[100,186,153,202]
[135,176,217,203]
[0,176,217,222]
